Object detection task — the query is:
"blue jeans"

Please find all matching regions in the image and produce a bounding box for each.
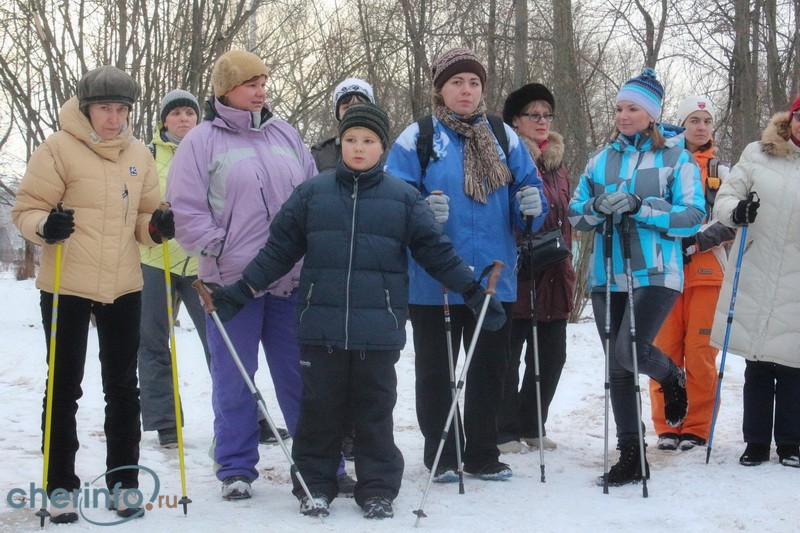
[592,286,679,445]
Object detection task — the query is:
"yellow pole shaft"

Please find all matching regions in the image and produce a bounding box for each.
[162,242,189,503]
[41,243,62,508]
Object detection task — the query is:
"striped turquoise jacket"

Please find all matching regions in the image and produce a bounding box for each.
[568,126,705,292]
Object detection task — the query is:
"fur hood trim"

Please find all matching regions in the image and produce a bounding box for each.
[761,112,796,159]
[522,131,565,172]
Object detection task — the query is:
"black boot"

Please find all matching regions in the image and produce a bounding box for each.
[777,444,800,468]
[739,443,770,466]
[596,443,650,487]
[661,369,688,427]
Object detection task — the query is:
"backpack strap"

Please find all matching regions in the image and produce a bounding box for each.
[415,115,438,177]
[486,114,510,160]
[416,114,511,177]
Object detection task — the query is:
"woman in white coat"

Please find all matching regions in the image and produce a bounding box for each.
[711,95,800,468]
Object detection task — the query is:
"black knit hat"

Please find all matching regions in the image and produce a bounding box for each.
[502,83,555,126]
[77,65,140,114]
[338,102,390,148]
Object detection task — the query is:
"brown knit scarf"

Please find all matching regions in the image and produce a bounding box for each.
[433,100,512,204]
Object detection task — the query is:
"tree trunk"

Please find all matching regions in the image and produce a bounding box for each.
[513,0,528,88]
[731,0,760,157]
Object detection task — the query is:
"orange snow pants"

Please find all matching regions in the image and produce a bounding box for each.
[650,285,720,439]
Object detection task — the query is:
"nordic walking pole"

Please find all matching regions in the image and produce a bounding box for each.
[192,280,322,515]
[413,261,504,527]
[36,240,63,528]
[601,217,613,495]
[706,220,751,464]
[620,215,648,498]
[431,190,465,495]
[159,204,192,514]
[522,215,545,483]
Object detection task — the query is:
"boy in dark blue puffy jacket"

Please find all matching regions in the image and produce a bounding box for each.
[206,103,505,519]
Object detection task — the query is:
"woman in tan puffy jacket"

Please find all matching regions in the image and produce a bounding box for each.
[711,95,800,469]
[12,66,173,524]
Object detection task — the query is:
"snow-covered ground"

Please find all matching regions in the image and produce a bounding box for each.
[0,274,796,532]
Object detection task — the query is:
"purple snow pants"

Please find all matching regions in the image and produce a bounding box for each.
[207,291,302,482]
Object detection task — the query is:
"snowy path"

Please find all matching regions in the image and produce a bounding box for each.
[0,276,796,532]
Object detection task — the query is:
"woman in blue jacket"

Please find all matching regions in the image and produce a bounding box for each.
[568,68,705,485]
[386,47,547,480]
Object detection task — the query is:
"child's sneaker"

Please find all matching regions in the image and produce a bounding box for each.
[221,476,252,500]
[158,427,178,449]
[464,461,512,480]
[522,436,557,450]
[678,434,706,450]
[362,495,393,519]
[258,419,290,444]
[299,493,330,516]
[336,473,356,498]
[497,440,523,454]
[49,499,79,524]
[657,433,680,450]
[777,444,800,468]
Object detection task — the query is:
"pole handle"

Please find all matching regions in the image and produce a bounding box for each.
[520,186,534,236]
[430,189,443,196]
[484,260,505,295]
[159,200,171,210]
[620,215,632,260]
[192,279,216,313]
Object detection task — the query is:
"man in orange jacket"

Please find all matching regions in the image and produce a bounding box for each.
[650,96,736,451]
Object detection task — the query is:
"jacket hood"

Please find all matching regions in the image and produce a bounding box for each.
[203,96,275,132]
[521,131,564,173]
[761,112,797,159]
[59,96,133,161]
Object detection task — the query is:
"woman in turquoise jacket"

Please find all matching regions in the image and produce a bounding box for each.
[568,69,705,486]
[386,47,547,481]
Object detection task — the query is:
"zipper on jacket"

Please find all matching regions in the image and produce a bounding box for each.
[256,174,272,221]
[344,176,360,349]
[123,184,129,222]
[385,289,399,330]
[299,282,315,323]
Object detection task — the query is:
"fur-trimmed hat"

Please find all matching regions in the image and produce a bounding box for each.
[332,78,375,121]
[502,83,556,126]
[338,102,390,148]
[616,67,664,121]
[159,89,200,124]
[430,47,487,91]
[211,50,270,98]
[77,65,140,115]
[675,95,716,126]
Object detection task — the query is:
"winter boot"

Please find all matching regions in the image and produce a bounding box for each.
[158,427,178,449]
[497,440,523,454]
[678,434,706,451]
[336,473,356,498]
[49,499,79,524]
[656,433,680,451]
[661,369,688,427]
[299,493,330,517]
[221,476,252,500]
[739,443,770,466]
[432,464,459,483]
[522,436,557,450]
[464,461,513,480]
[258,419,290,445]
[362,495,394,519]
[111,501,145,519]
[777,444,800,468]
[596,443,650,487]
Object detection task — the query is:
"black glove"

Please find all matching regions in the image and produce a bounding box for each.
[517,239,533,282]
[149,208,175,243]
[205,280,254,322]
[462,280,506,332]
[681,236,697,264]
[731,192,760,226]
[38,204,75,244]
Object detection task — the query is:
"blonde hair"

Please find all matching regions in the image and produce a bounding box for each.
[611,121,666,149]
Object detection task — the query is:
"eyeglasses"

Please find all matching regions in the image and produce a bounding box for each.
[519,113,555,123]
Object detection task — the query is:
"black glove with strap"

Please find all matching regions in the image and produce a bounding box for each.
[731,192,760,226]
[462,280,506,332]
[37,204,75,244]
[205,280,254,322]
[149,208,175,243]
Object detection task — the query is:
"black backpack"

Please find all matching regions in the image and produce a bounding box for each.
[415,114,510,176]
